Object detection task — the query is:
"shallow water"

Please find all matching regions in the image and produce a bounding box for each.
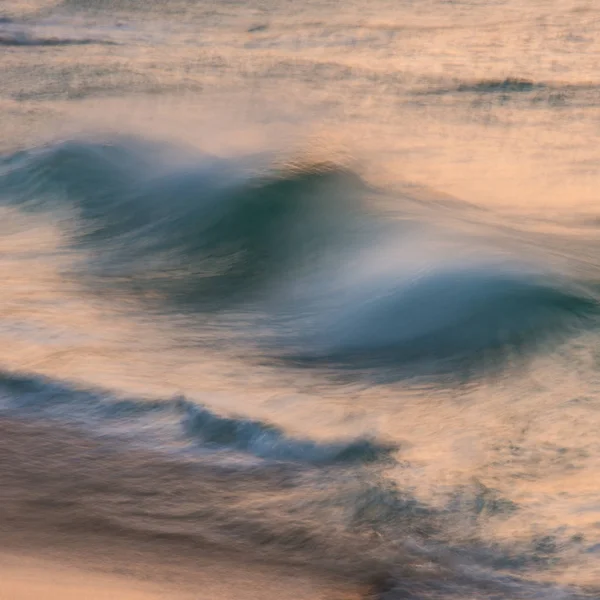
[1,0,600,597]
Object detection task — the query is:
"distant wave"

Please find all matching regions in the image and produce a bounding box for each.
[0,371,396,465]
[455,77,540,93]
[2,136,598,378]
[0,25,116,46]
[422,77,554,95]
[418,77,600,108]
[0,33,108,46]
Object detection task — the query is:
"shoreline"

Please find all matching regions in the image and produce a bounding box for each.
[0,416,370,600]
[0,551,192,600]
[0,546,366,600]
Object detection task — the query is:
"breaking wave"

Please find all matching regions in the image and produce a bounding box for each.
[1,138,368,305]
[1,136,598,378]
[0,371,396,465]
[282,262,598,376]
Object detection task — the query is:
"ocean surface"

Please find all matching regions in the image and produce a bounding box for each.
[1,0,600,597]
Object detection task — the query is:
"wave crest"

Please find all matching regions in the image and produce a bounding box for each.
[0,371,396,465]
[284,263,598,375]
[1,138,367,306]
[2,136,598,377]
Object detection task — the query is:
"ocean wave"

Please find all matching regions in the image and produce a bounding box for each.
[0,20,117,46]
[2,136,598,377]
[182,402,397,463]
[417,77,600,109]
[455,77,540,93]
[415,77,543,97]
[0,31,113,46]
[1,138,369,306]
[0,370,441,578]
[0,371,396,465]
[0,385,593,599]
[282,261,599,376]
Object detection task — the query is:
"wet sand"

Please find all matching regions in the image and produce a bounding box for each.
[0,552,190,600]
[0,417,368,600]
[0,550,364,600]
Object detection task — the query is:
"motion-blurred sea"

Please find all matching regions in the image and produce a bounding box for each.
[2,0,600,597]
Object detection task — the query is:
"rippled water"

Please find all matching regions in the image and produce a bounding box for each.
[1,0,600,598]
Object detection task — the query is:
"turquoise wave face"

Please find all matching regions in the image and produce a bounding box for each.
[1,138,369,306]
